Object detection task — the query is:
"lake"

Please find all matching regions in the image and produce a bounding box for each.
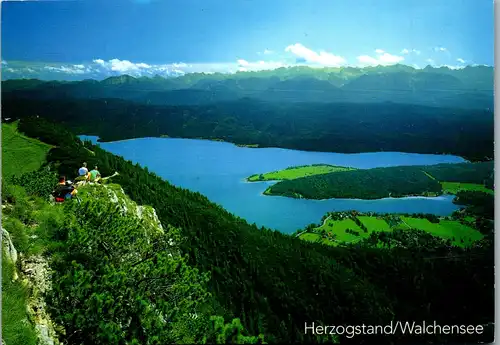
[80,136,466,233]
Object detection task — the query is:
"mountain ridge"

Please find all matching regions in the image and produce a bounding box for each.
[2,64,493,109]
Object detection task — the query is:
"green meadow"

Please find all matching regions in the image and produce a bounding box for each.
[247,164,355,182]
[357,216,391,232]
[441,182,494,195]
[300,214,483,248]
[2,122,52,178]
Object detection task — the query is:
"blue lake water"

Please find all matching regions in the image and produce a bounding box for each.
[80,136,467,233]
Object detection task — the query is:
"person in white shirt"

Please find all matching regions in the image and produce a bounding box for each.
[77,162,89,182]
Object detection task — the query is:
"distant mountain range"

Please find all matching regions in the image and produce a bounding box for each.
[2,64,493,109]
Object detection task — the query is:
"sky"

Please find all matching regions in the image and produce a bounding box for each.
[1,0,494,80]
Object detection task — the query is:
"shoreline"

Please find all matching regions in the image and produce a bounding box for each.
[259,190,454,202]
[78,134,470,162]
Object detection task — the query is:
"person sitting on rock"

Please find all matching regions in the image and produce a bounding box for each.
[75,162,90,183]
[53,176,78,203]
[89,166,101,183]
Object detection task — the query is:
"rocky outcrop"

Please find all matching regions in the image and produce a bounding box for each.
[20,255,60,345]
[3,227,59,345]
[2,227,18,281]
[3,227,18,264]
[100,184,164,233]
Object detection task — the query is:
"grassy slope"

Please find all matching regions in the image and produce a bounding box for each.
[401,217,483,246]
[2,122,52,178]
[301,215,482,247]
[315,218,365,242]
[357,216,391,231]
[441,182,494,194]
[2,124,51,345]
[247,164,355,181]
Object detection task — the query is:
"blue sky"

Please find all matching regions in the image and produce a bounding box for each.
[1,0,494,80]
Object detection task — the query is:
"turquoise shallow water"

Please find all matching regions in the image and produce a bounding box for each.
[80,135,466,233]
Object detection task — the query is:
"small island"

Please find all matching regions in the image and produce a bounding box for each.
[254,162,494,200]
[247,164,356,182]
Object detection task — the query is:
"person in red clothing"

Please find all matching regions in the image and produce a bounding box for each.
[53,176,78,202]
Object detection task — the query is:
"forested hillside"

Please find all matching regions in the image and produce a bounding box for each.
[7,116,494,344]
[2,97,493,161]
[265,162,494,200]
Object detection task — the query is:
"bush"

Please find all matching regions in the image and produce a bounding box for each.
[33,203,67,255]
[2,183,27,205]
[10,166,58,201]
[2,185,35,225]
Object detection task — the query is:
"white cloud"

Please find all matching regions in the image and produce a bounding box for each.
[457,58,466,64]
[356,50,404,67]
[89,58,156,75]
[109,59,143,72]
[434,47,447,52]
[172,62,188,68]
[442,64,466,70]
[426,58,435,65]
[233,59,286,72]
[237,59,249,66]
[257,49,274,55]
[357,55,379,66]
[285,43,346,67]
[44,65,87,74]
[401,48,421,55]
[428,64,466,70]
[135,62,151,69]
[88,59,245,77]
